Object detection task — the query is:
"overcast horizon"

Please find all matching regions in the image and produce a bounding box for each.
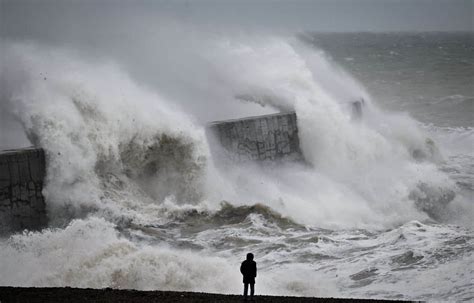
[1,0,473,38]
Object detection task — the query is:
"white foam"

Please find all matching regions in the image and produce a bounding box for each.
[0,217,239,292]
[1,37,464,229]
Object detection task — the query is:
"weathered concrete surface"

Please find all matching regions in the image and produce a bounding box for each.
[0,147,47,234]
[207,112,303,162]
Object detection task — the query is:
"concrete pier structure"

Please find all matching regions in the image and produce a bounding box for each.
[0,113,305,232]
[207,112,303,162]
[0,147,47,234]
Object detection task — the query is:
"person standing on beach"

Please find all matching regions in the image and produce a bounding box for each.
[240,253,257,300]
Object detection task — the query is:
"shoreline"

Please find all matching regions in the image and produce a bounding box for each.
[0,287,416,302]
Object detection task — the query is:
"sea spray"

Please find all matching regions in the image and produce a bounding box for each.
[0,31,472,301]
[201,37,457,227]
[1,42,208,225]
[1,35,461,227]
[0,217,238,292]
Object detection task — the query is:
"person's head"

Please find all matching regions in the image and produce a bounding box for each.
[246,253,254,261]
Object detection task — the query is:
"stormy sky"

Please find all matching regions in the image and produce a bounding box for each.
[1,0,473,39]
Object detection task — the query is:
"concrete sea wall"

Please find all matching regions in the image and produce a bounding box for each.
[0,147,47,234]
[207,112,303,162]
[0,113,304,232]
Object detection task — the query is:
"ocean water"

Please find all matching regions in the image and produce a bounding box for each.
[0,32,473,301]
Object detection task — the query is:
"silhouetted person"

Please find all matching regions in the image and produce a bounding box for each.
[240,253,257,301]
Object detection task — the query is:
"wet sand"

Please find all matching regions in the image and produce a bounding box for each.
[0,287,416,302]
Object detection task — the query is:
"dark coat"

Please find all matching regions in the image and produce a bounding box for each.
[240,259,257,284]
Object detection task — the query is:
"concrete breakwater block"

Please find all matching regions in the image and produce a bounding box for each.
[0,147,47,234]
[0,113,303,232]
[207,112,304,162]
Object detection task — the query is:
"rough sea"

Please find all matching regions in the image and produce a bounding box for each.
[0,31,473,301]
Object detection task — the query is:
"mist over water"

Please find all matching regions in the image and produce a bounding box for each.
[0,14,473,301]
